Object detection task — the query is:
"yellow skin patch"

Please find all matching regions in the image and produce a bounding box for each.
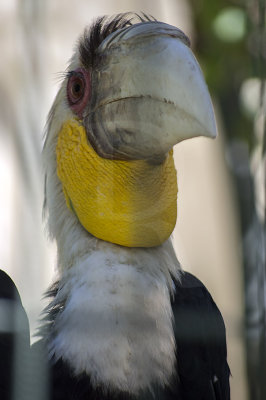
[56,119,177,247]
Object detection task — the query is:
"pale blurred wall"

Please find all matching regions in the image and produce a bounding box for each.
[0,0,246,399]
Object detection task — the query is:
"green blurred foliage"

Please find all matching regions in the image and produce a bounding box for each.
[190,0,256,148]
[190,4,266,399]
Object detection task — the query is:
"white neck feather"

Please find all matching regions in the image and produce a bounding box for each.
[48,235,180,394]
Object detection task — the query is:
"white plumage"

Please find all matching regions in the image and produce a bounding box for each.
[48,240,180,393]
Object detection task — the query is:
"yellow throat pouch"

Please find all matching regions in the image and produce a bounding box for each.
[56,119,177,247]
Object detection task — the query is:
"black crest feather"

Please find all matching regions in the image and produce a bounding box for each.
[79,12,157,68]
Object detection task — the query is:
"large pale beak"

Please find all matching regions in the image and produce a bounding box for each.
[85,22,217,161]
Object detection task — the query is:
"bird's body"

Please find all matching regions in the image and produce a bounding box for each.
[0,13,230,400]
[33,271,229,400]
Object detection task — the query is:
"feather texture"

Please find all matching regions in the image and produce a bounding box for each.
[32,271,230,399]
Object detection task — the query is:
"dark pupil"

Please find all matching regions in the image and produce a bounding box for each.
[72,78,83,97]
[74,82,81,93]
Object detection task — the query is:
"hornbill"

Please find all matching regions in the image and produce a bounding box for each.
[0,13,230,400]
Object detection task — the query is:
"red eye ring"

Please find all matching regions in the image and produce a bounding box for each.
[67,68,91,118]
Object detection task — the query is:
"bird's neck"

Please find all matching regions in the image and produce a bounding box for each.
[44,119,181,392]
[47,219,180,394]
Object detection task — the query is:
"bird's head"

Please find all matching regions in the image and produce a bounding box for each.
[43,14,217,250]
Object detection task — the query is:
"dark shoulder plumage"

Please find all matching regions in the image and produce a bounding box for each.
[171,271,231,400]
[78,12,157,68]
[0,269,21,301]
[0,270,30,400]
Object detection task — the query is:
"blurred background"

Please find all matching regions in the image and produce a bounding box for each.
[0,0,265,399]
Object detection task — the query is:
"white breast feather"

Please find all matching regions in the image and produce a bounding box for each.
[48,242,180,394]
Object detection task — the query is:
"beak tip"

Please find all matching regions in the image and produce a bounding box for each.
[207,118,218,139]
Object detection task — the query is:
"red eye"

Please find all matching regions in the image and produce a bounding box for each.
[67,68,91,118]
[69,75,85,103]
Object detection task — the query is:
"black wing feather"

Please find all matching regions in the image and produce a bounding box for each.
[171,272,230,399]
